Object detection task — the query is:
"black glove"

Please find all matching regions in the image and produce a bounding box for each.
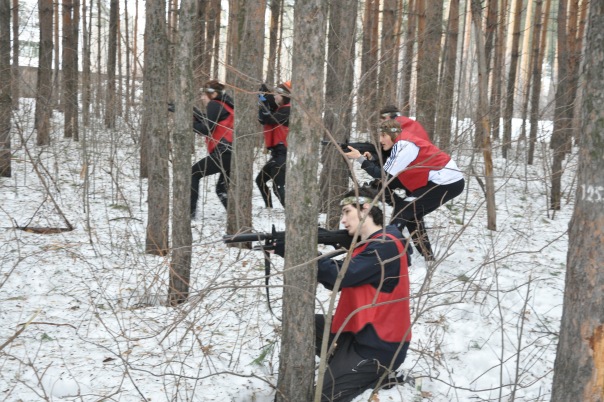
[167,102,175,113]
[273,239,285,258]
[258,83,278,112]
[366,178,382,191]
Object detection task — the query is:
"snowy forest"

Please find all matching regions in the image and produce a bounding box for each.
[1,0,603,401]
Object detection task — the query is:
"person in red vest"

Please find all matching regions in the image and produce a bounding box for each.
[255,81,291,208]
[379,104,430,142]
[190,80,234,218]
[312,186,412,401]
[346,119,464,260]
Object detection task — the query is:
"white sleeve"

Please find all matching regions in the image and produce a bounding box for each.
[383,140,420,176]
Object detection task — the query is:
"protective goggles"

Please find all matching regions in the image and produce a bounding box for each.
[380,127,401,133]
[340,196,374,207]
[275,87,290,95]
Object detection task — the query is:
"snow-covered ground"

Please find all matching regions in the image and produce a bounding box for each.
[1,102,574,401]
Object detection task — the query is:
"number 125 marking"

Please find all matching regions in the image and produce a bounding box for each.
[580,185,604,202]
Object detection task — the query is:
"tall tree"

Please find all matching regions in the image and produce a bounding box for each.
[551,1,604,399]
[550,0,588,210]
[35,0,53,146]
[82,0,91,126]
[63,0,79,140]
[11,0,18,110]
[357,0,379,133]
[319,0,358,229]
[471,0,497,231]
[169,0,196,306]
[435,0,459,151]
[226,0,265,237]
[378,0,398,106]
[502,0,523,157]
[276,1,327,400]
[144,0,169,256]
[0,0,10,177]
[415,0,442,137]
[266,0,282,85]
[490,0,507,140]
[105,0,118,128]
[401,0,416,116]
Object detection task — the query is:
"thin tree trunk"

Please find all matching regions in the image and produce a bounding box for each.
[471,0,497,231]
[0,0,11,176]
[320,0,358,229]
[276,2,327,400]
[11,0,18,110]
[401,0,415,116]
[435,0,459,151]
[518,0,536,149]
[266,0,281,84]
[94,0,101,118]
[415,0,442,137]
[124,0,131,121]
[82,0,91,126]
[35,0,53,146]
[357,0,379,133]
[490,0,507,140]
[144,0,169,255]
[169,0,195,306]
[552,2,604,399]
[105,0,118,128]
[378,0,398,106]
[226,0,265,237]
[53,0,61,110]
[502,0,523,158]
[131,0,138,107]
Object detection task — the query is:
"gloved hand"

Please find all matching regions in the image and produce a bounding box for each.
[167,102,175,113]
[273,239,285,258]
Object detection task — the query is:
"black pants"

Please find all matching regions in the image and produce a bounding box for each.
[390,178,465,258]
[191,149,231,215]
[255,149,286,208]
[315,315,409,402]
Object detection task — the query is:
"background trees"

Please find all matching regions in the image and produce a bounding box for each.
[2,0,598,400]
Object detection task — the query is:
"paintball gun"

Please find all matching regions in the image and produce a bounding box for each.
[223,225,355,252]
[321,140,378,156]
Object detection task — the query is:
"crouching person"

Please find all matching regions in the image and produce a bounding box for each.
[315,187,412,401]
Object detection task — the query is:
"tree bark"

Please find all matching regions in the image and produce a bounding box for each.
[490,0,507,141]
[276,2,326,400]
[226,0,265,237]
[552,2,604,399]
[357,0,379,133]
[0,0,10,176]
[378,0,398,106]
[401,0,415,116]
[415,0,442,137]
[502,0,523,158]
[105,0,118,129]
[144,0,170,255]
[82,0,91,127]
[169,0,195,306]
[320,0,358,229]
[63,0,79,140]
[435,0,459,151]
[266,0,281,84]
[10,0,18,110]
[35,0,53,146]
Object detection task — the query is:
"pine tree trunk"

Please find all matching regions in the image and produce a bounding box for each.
[357,0,379,133]
[490,0,507,141]
[0,0,11,176]
[266,0,281,84]
[502,0,523,158]
[226,0,265,236]
[10,0,18,110]
[276,2,327,400]
[105,0,118,128]
[169,0,195,306]
[401,0,415,116]
[319,0,358,229]
[35,0,53,146]
[144,0,170,255]
[378,0,398,106]
[82,0,91,126]
[552,2,604,398]
[415,0,442,137]
[435,0,459,151]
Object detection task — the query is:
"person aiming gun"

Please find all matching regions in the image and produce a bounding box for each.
[256,81,291,208]
[345,119,464,260]
[270,186,412,401]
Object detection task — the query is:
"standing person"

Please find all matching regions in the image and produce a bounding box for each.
[256,81,291,208]
[346,119,464,260]
[273,187,412,402]
[190,80,234,218]
[379,104,430,142]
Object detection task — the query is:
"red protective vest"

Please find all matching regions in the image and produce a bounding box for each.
[331,233,412,343]
[263,105,289,148]
[394,115,430,142]
[206,100,234,154]
[394,137,451,192]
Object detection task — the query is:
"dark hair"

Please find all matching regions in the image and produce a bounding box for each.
[379,104,400,116]
[342,187,384,226]
[275,81,291,104]
[202,79,226,95]
[379,119,402,140]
